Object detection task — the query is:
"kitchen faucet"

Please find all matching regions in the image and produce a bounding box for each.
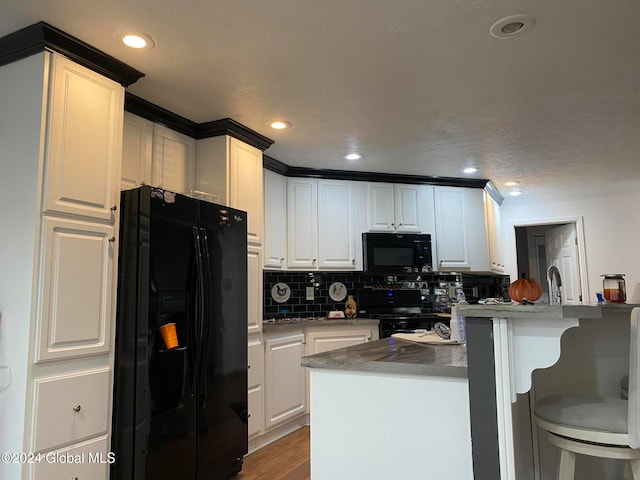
[547,265,562,304]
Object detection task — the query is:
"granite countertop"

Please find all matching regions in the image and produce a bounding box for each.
[302,337,467,378]
[263,317,379,333]
[456,303,640,319]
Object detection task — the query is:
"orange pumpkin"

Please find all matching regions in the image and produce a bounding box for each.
[509,274,543,303]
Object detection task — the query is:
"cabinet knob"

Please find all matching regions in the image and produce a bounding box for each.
[312,259,316,264]
[73,405,82,413]
[248,364,251,369]
[352,259,356,265]
[72,477,79,480]
[280,258,285,263]
[108,236,116,243]
[247,413,251,418]
[110,205,117,211]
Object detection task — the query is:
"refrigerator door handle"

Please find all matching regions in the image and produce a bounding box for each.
[192,226,206,395]
[198,227,213,398]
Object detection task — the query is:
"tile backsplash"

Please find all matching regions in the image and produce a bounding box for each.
[263,270,510,319]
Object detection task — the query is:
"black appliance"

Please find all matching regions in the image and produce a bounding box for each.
[362,232,432,274]
[357,288,440,338]
[111,186,248,480]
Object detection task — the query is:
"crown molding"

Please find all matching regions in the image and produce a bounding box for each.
[197,118,274,151]
[0,22,144,86]
[125,93,198,137]
[263,156,489,188]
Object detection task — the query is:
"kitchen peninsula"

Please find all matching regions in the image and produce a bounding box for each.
[304,304,639,480]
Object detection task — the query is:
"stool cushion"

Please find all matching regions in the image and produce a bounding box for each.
[535,394,628,434]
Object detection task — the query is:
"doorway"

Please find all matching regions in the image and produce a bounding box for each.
[510,217,589,305]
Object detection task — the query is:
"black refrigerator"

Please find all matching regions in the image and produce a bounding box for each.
[111,186,248,480]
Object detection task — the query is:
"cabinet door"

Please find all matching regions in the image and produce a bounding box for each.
[318,180,356,269]
[287,178,318,269]
[152,124,195,194]
[228,137,263,245]
[434,187,469,269]
[247,245,263,334]
[121,112,153,190]
[306,328,376,355]
[366,183,396,232]
[394,185,422,232]
[36,216,115,362]
[485,192,505,273]
[43,54,123,221]
[264,333,305,429]
[248,337,264,438]
[434,187,489,271]
[263,169,287,268]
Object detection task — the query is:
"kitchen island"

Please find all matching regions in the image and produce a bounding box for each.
[457,303,639,480]
[302,337,473,479]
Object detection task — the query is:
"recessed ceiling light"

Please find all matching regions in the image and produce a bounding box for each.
[122,33,156,49]
[509,189,524,197]
[505,181,519,187]
[490,14,535,39]
[270,120,292,130]
[344,153,362,161]
[463,167,477,174]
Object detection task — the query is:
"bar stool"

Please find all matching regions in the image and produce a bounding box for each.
[533,307,640,480]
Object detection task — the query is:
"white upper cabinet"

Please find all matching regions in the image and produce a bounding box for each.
[287,178,318,269]
[195,136,263,245]
[317,180,357,269]
[43,54,123,222]
[121,114,195,195]
[152,124,195,195]
[485,191,505,273]
[121,112,153,191]
[434,187,489,271]
[366,183,433,233]
[264,169,287,268]
[286,178,360,270]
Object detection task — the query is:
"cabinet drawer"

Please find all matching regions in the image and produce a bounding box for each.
[30,435,110,480]
[31,369,110,452]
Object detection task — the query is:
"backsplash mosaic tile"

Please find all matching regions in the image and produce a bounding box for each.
[263,270,510,319]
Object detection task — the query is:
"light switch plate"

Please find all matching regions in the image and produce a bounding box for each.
[306,286,315,301]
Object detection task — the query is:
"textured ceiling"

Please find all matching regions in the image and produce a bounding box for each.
[2,0,640,201]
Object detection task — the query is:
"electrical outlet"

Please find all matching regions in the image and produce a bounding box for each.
[306,286,315,301]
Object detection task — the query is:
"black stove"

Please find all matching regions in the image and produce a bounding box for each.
[357,288,441,338]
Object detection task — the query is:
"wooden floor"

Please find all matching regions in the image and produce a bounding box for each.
[236,427,310,480]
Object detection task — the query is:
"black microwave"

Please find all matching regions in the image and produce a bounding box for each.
[362,233,432,274]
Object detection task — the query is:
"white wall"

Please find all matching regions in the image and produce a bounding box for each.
[500,190,640,303]
[0,52,46,477]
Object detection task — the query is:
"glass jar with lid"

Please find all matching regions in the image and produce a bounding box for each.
[601,274,626,303]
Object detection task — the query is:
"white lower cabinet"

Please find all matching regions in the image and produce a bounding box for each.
[31,435,111,480]
[248,336,264,438]
[305,326,378,354]
[31,368,111,453]
[264,332,306,429]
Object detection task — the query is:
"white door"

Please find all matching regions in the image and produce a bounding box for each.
[546,223,582,304]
